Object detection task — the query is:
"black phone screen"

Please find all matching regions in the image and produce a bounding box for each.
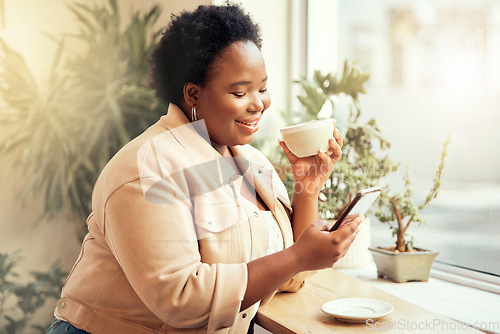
[329,187,381,231]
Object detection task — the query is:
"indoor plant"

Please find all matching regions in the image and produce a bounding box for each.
[266,61,399,217]
[0,0,166,239]
[261,61,399,268]
[370,134,451,282]
[0,2,165,330]
[0,251,66,334]
[268,61,451,274]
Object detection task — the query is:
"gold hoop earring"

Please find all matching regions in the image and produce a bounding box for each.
[191,107,198,122]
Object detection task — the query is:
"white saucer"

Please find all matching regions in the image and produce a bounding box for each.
[321,298,393,323]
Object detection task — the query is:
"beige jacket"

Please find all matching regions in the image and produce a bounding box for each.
[54,104,309,333]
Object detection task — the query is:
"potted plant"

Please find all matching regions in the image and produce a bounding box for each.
[257,61,399,268]
[264,61,451,275]
[0,0,166,240]
[370,134,451,282]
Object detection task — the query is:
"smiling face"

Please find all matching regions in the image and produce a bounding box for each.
[187,41,271,153]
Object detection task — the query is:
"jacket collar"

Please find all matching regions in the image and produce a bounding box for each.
[158,104,224,183]
[159,104,217,158]
[157,104,287,215]
[229,145,277,213]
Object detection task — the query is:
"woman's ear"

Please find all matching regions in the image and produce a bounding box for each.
[183,82,200,108]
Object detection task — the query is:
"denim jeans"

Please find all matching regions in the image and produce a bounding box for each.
[46,319,90,334]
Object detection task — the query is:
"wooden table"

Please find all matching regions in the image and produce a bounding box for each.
[256,269,483,333]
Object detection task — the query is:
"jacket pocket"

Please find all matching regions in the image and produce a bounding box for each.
[193,194,240,234]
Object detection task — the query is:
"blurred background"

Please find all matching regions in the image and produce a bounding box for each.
[1,0,499,331]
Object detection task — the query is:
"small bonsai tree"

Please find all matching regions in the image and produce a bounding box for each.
[375,134,451,252]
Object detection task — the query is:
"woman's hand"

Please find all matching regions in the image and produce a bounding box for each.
[289,217,364,271]
[242,216,364,310]
[279,121,343,196]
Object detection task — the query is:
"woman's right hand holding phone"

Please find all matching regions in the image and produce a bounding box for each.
[242,216,364,310]
[289,216,364,271]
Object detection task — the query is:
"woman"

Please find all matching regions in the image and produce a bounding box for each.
[47,4,363,334]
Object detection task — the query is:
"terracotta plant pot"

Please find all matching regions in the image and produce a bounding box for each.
[369,247,438,283]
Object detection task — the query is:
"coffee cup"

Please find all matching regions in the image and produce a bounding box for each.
[280,118,334,158]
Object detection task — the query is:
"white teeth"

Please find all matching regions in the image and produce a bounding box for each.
[237,120,258,126]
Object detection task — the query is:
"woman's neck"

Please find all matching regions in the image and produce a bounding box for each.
[212,142,231,157]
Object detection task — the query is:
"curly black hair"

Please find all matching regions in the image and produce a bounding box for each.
[148,4,262,106]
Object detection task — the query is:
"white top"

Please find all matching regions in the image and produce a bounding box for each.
[239,201,284,316]
[239,196,284,256]
[262,210,284,255]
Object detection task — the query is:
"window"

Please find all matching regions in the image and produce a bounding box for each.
[308,0,500,277]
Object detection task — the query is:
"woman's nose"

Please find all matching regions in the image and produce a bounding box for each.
[249,93,265,112]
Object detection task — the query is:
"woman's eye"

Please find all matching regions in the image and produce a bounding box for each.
[232,92,246,97]
[259,88,268,93]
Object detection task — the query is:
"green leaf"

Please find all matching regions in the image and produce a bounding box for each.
[0,39,39,112]
[0,252,67,333]
[0,0,164,238]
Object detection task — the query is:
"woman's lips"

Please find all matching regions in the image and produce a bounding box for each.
[235,119,260,133]
[235,120,258,127]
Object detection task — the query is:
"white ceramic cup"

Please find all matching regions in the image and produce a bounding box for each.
[280,118,335,158]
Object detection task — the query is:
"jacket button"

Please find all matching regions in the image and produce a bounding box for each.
[207,219,213,225]
[228,181,234,187]
[242,313,247,319]
[61,302,66,309]
[253,211,259,217]
[258,170,263,174]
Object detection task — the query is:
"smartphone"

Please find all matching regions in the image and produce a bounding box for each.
[329,187,381,231]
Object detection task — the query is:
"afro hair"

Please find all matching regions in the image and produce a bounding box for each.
[148,4,262,107]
